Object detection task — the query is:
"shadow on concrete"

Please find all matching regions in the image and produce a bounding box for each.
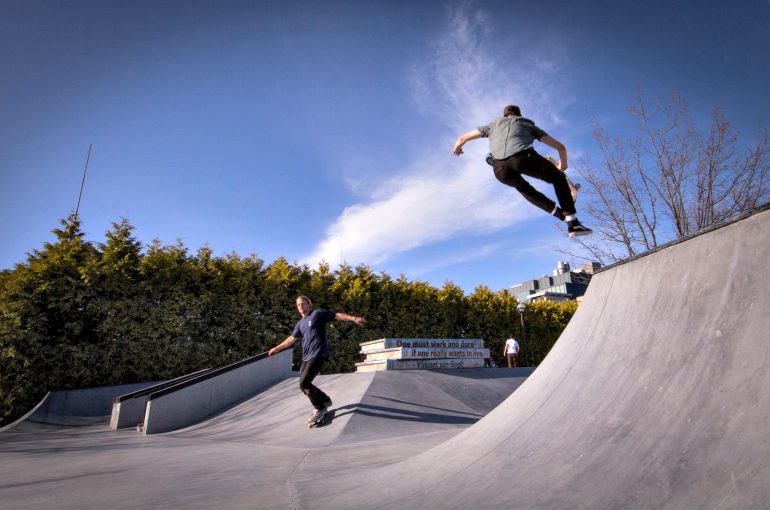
[332,402,480,425]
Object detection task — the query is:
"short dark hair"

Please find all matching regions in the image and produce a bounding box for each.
[503,105,521,117]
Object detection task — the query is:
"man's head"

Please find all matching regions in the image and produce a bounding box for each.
[503,105,521,117]
[296,295,313,317]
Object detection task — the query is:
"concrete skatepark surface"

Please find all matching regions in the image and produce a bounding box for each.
[0,368,531,509]
[2,205,769,509]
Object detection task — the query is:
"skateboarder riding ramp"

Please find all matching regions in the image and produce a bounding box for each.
[292,205,770,510]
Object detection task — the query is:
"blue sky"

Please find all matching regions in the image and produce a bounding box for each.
[2,0,768,293]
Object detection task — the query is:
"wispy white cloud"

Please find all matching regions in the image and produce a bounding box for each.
[306,156,526,266]
[303,4,564,269]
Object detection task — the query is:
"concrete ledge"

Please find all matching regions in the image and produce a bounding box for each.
[142,349,293,434]
[110,368,212,430]
[356,357,486,371]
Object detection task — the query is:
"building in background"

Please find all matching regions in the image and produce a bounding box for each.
[510,261,602,303]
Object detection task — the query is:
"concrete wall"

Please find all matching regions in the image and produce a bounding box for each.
[143,349,292,434]
[110,368,212,430]
[110,396,150,430]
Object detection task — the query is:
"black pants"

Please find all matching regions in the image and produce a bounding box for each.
[491,149,576,216]
[299,357,331,409]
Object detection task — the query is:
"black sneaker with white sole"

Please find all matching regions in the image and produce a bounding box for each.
[567,220,593,237]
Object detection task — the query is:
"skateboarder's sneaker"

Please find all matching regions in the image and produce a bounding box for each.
[307,407,327,423]
[567,220,592,237]
[308,407,327,427]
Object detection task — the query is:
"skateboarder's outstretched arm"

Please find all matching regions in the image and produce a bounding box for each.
[539,135,568,171]
[334,312,366,326]
[453,129,483,156]
[268,335,297,356]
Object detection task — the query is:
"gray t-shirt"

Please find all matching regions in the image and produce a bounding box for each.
[478,116,548,160]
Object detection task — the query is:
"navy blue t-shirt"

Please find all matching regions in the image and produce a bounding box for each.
[292,308,337,361]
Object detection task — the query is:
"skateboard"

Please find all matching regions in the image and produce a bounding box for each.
[546,156,580,202]
[566,175,581,203]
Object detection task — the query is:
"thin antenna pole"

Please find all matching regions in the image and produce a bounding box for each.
[75,144,92,218]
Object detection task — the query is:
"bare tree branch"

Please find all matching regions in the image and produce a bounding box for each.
[562,92,768,264]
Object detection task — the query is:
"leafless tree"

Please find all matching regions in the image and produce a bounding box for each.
[566,92,769,265]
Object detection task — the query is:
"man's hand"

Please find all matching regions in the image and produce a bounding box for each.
[269,335,296,356]
[541,135,568,171]
[453,129,483,156]
[546,155,568,172]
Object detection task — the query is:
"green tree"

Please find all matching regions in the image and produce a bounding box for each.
[322,263,379,373]
[0,214,99,422]
[517,300,578,366]
[465,286,517,366]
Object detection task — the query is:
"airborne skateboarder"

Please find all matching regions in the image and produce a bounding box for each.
[453,104,592,237]
[268,295,366,426]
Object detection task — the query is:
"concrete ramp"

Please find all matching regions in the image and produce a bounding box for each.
[168,368,530,449]
[292,206,770,510]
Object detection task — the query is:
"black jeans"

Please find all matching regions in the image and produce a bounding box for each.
[299,357,331,409]
[491,149,576,216]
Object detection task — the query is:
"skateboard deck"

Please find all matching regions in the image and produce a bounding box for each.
[566,175,580,203]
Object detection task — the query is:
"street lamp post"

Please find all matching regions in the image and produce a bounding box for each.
[517,301,527,366]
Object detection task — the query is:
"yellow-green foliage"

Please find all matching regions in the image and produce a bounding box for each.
[0,215,578,425]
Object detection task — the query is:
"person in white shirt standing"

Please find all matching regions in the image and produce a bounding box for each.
[503,336,520,368]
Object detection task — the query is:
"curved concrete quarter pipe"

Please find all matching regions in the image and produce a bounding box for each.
[293,205,770,510]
